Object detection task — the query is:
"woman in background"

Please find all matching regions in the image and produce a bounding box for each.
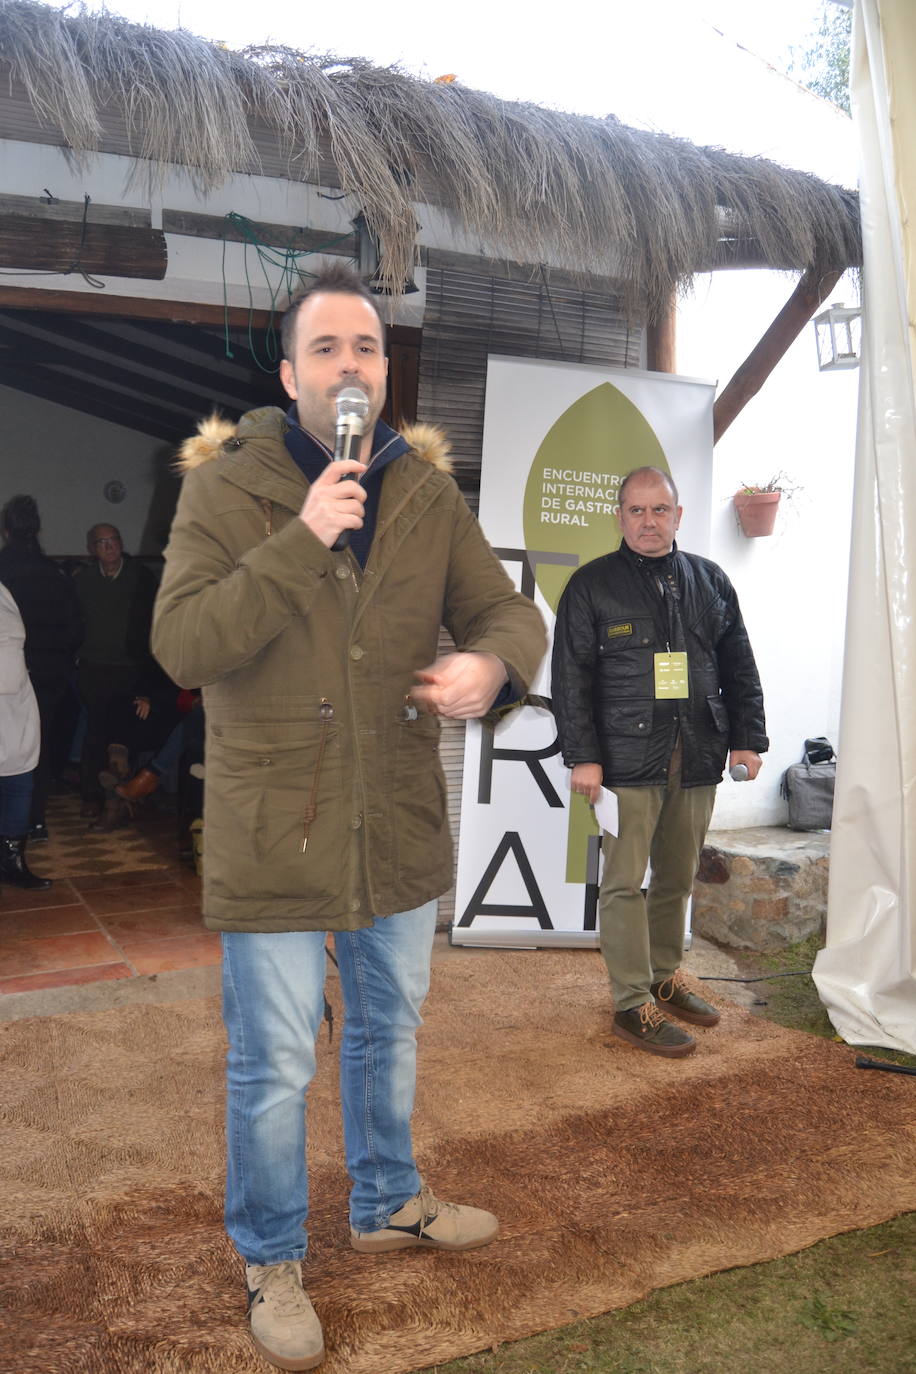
[0,583,52,890]
[0,494,82,843]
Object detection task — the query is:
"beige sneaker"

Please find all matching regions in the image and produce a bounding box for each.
[350,1181,499,1253]
[245,1260,324,1371]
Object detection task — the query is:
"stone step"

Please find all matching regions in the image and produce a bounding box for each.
[692,826,830,951]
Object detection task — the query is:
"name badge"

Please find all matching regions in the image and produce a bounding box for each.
[654,651,689,698]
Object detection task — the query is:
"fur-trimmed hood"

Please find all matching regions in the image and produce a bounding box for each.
[177,408,452,474]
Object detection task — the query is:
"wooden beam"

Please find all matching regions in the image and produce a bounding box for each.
[0,286,275,327]
[712,267,843,444]
[0,216,167,280]
[646,291,677,373]
[162,209,355,258]
[0,194,151,228]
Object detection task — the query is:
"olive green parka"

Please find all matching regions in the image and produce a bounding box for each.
[152,407,546,932]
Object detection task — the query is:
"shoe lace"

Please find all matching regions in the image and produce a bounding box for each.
[654,969,688,1003]
[638,1002,667,1029]
[250,1261,309,1318]
[416,1181,457,1226]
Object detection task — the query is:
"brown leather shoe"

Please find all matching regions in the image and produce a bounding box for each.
[651,970,721,1026]
[612,1003,696,1057]
[115,768,161,802]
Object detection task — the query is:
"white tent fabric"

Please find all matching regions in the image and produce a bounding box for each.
[812,0,916,1053]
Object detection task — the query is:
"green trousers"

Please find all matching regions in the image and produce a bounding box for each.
[598,742,716,1013]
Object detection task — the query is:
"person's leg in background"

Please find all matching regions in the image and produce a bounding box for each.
[646,743,719,1029]
[0,770,52,890]
[27,675,68,842]
[600,763,697,1058]
[78,662,137,815]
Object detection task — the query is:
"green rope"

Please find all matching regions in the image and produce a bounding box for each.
[219,212,355,373]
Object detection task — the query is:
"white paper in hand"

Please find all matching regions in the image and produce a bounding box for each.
[594,787,618,836]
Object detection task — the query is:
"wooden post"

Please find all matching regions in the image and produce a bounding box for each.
[646,291,677,373]
[712,267,843,443]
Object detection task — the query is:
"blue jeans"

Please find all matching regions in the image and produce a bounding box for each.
[0,770,34,835]
[221,901,437,1265]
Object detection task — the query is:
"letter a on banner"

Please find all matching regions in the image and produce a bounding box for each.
[456,831,553,929]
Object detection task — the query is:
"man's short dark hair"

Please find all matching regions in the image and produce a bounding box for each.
[2,494,41,545]
[618,466,680,508]
[280,263,386,360]
[87,523,122,547]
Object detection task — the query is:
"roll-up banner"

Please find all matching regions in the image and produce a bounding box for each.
[452,356,715,947]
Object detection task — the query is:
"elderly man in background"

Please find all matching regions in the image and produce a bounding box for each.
[74,523,157,820]
[552,466,767,1060]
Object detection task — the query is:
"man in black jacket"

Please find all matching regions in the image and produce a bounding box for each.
[552,467,767,1058]
[74,524,158,818]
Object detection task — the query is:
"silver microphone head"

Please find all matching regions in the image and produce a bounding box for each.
[335,387,370,424]
[730,763,749,781]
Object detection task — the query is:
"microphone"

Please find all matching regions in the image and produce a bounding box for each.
[331,386,370,552]
[729,763,749,781]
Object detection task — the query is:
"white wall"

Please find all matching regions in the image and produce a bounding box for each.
[676,269,859,827]
[0,384,174,556]
[665,33,860,831]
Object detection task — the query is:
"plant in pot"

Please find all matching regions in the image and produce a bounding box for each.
[733,473,797,537]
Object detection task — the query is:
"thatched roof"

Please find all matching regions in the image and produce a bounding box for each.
[0,0,862,319]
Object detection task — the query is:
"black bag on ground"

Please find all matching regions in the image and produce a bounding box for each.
[780,738,836,831]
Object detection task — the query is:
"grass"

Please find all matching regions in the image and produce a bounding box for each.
[739,931,916,1070]
[430,1214,916,1373]
[429,935,916,1374]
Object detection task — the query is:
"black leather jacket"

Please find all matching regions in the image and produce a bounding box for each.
[551,541,768,787]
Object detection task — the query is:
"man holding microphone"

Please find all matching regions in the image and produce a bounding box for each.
[152,263,545,1370]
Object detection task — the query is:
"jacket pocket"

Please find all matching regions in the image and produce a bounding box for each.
[206,722,343,899]
[393,715,449,887]
[604,700,654,736]
[597,618,655,687]
[597,618,653,653]
[706,694,729,734]
[599,699,654,783]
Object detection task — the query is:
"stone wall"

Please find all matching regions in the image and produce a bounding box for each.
[692,827,830,951]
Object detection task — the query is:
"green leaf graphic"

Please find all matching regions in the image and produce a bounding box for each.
[522,381,670,885]
[523,381,669,613]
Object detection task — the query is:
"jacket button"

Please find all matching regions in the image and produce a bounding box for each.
[257,757,272,766]
[350,814,363,829]
[350,645,364,660]
[335,566,349,579]
[349,899,360,912]
[637,722,646,730]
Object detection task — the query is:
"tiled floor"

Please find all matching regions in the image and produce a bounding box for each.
[0,806,217,996]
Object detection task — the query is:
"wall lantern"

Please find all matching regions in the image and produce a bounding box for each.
[813,300,862,371]
[353,211,418,296]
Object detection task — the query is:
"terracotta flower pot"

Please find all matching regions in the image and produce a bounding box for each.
[734,489,781,537]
